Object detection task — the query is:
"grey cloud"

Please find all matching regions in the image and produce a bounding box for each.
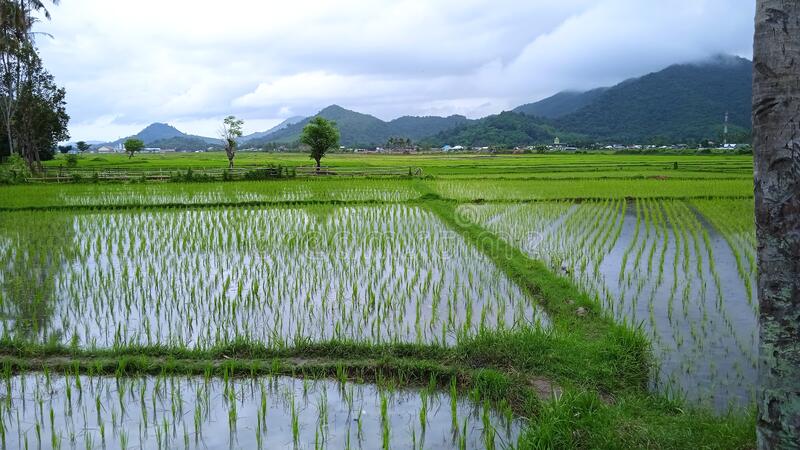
[34,0,754,141]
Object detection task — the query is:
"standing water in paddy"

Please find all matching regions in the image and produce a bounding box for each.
[0,373,523,450]
[0,205,548,349]
[461,199,757,411]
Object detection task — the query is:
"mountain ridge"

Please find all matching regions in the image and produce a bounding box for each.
[254,105,472,147]
[92,54,753,149]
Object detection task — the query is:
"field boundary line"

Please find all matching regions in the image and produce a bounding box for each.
[0,195,754,212]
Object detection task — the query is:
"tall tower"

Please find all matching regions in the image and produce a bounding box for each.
[723,111,729,147]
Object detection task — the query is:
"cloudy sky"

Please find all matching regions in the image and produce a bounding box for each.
[35,0,755,141]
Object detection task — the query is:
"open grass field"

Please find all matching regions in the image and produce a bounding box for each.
[42,151,754,176]
[0,153,756,449]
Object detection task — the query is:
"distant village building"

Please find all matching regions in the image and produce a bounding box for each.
[96,146,116,154]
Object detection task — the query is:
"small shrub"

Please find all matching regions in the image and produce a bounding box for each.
[243,164,293,180]
[66,154,79,168]
[0,154,32,184]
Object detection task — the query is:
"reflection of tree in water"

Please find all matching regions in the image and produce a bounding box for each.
[0,211,75,342]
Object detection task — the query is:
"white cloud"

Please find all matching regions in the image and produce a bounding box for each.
[33,0,755,141]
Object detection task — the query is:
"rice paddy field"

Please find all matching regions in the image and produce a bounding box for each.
[0,153,756,448]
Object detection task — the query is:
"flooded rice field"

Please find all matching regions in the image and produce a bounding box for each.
[0,205,548,349]
[0,372,522,449]
[459,199,757,411]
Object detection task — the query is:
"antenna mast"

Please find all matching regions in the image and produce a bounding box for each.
[724,111,729,147]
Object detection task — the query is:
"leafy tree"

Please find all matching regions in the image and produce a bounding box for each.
[386,136,412,149]
[12,50,69,171]
[124,138,144,159]
[300,116,339,171]
[752,1,800,448]
[75,140,90,152]
[0,0,61,169]
[219,115,243,168]
[57,144,72,154]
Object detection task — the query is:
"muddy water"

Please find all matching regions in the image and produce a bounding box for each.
[0,373,523,450]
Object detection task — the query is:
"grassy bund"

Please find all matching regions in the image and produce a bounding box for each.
[0,153,755,449]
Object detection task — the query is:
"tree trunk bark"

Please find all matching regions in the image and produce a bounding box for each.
[753,1,800,448]
[226,145,234,169]
[316,157,320,173]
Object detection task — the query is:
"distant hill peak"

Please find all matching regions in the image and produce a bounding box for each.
[688,53,751,67]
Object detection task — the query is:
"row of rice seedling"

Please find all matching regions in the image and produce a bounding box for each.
[0,205,548,348]
[0,368,521,450]
[0,179,422,209]
[690,199,757,307]
[460,199,757,411]
[431,179,753,201]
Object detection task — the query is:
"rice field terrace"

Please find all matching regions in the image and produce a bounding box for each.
[1,370,522,450]
[0,205,547,348]
[0,153,757,448]
[457,198,756,411]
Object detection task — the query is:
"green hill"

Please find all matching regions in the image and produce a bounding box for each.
[552,55,752,143]
[425,55,752,147]
[106,122,222,149]
[422,111,585,148]
[514,87,608,118]
[148,136,222,151]
[257,105,470,147]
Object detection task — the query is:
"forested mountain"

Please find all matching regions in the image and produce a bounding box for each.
[422,111,585,147]
[427,54,752,146]
[105,122,222,148]
[513,87,608,118]
[551,55,752,143]
[239,116,304,143]
[256,105,471,147]
[94,55,752,149]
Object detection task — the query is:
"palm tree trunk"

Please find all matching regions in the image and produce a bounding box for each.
[752,1,800,448]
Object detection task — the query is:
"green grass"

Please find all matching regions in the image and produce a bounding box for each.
[41,151,753,176]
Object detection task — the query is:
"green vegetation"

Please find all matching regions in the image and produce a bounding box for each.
[0,152,757,448]
[36,151,754,176]
[552,56,752,144]
[221,115,244,168]
[240,57,754,149]
[124,138,144,158]
[301,116,340,169]
[422,111,585,148]
[259,105,471,148]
